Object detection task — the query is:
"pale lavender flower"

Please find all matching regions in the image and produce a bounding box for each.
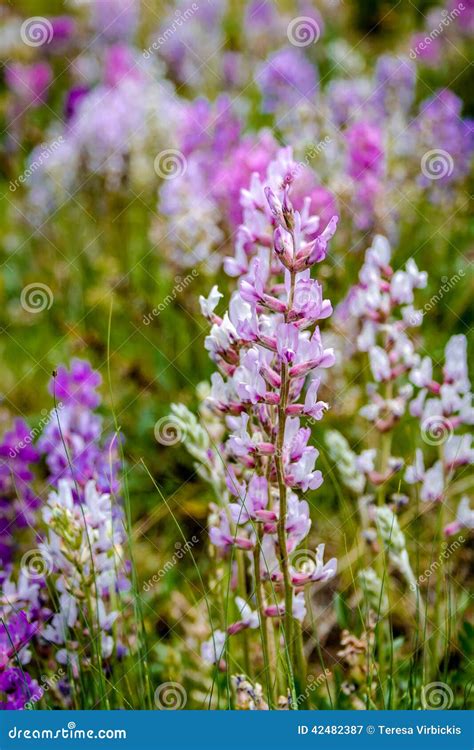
[257,48,318,113]
[201,629,227,666]
[444,497,474,536]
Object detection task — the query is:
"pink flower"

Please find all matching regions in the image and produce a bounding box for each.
[290,544,337,585]
[5,63,52,107]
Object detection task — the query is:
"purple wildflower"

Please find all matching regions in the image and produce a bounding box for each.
[416,90,474,193]
[257,48,318,113]
[0,420,40,571]
[373,55,416,116]
[0,668,39,710]
[5,63,52,107]
[39,359,120,494]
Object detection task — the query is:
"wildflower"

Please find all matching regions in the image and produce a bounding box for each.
[444,497,474,536]
[358,567,389,616]
[375,507,416,589]
[5,63,52,107]
[257,48,318,114]
[159,98,277,269]
[0,668,39,710]
[340,235,428,459]
[38,360,120,494]
[28,69,182,219]
[228,597,259,635]
[40,479,128,667]
[232,674,268,710]
[172,148,338,699]
[0,611,38,670]
[201,629,227,667]
[0,420,40,571]
[408,334,473,515]
[416,91,474,195]
[290,544,337,585]
[324,431,365,494]
[373,55,416,116]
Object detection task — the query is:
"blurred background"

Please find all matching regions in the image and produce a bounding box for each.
[0,0,472,694]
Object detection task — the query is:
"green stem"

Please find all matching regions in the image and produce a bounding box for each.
[294,621,307,698]
[236,550,251,677]
[432,454,447,677]
[274,271,298,707]
[253,539,275,707]
[374,414,392,702]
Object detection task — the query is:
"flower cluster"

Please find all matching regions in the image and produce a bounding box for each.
[409,1,474,67]
[28,56,181,219]
[153,0,229,88]
[0,600,41,710]
[340,235,427,457]
[0,420,40,573]
[344,120,385,231]
[5,63,52,109]
[38,359,120,495]
[0,358,132,708]
[406,334,473,511]
[278,52,473,238]
[324,430,365,495]
[36,360,131,669]
[39,480,129,670]
[257,47,318,114]
[158,97,277,269]
[416,90,474,196]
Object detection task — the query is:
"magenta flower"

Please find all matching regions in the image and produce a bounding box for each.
[5,63,52,107]
[0,668,39,710]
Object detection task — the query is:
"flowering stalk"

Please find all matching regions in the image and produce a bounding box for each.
[406,334,473,674]
[39,481,129,690]
[177,147,339,706]
[34,361,132,704]
[253,530,274,704]
[337,235,429,691]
